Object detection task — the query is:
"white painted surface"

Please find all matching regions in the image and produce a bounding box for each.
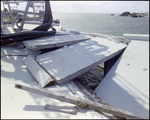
[1,56,36,86]
[1,26,15,34]
[36,37,126,84]
[23,48,42,57]
[1,46,28,57]
[23,55,54,88]
[123,34,149,41]
[95,40,149,119]
[1,46,105,119]
[90,33,109,38]
[23,34,91,50]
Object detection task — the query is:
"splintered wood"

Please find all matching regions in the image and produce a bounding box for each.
[15,83,140,119]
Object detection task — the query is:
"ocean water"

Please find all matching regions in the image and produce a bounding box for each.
[53,13,149,36]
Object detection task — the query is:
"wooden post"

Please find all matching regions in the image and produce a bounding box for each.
[15,83,140,119]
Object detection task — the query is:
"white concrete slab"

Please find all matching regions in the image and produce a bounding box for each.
[36,37,127,84]
[1,46,108,119]
[1,56,36,86]
[1,53,105,119]
[1,26,15,34]
[23,48,42,57]
[94,40,149,119]
[1,46,28,57]
[23,34,91,50]
[123,34,149,41]
[23,55,54,87]
[90,33,109,39]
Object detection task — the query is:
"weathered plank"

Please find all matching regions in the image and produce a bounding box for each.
[67,80,116,119]
[23,55,55,87]
[45,104,77,114]
[95,39,149,119]
[66,81,92,113]
[15,83,140,119]
[66,81,87,100]
[23,34,91,50]
[36,37,127,84]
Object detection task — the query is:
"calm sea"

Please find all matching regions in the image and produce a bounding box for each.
[53,13,149,36]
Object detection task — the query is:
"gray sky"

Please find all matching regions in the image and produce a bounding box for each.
[1,1,149,13]
[50,1,149,13]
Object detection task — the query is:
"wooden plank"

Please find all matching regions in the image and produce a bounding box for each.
[51,82,89,114]
[45,104,77,114]
[23,34,91,50]
[72,79,118,119]
[23,55,55,87]
[36,37,127,84]
[66,81,91,113]
[15,83,79,104]
[66,81,87,100]
[66,81,116,119]
[15,83,140,119]
[95,40,149,119]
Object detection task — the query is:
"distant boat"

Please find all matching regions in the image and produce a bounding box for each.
[111,14,114,16]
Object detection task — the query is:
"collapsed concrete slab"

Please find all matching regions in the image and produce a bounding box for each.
[23,34,91,50]
[35,37,127,84]
[94,39,149,119]
[23,55,55,87]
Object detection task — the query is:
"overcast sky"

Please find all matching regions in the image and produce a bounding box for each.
[50,1,149,13]
[1,1,149,13]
